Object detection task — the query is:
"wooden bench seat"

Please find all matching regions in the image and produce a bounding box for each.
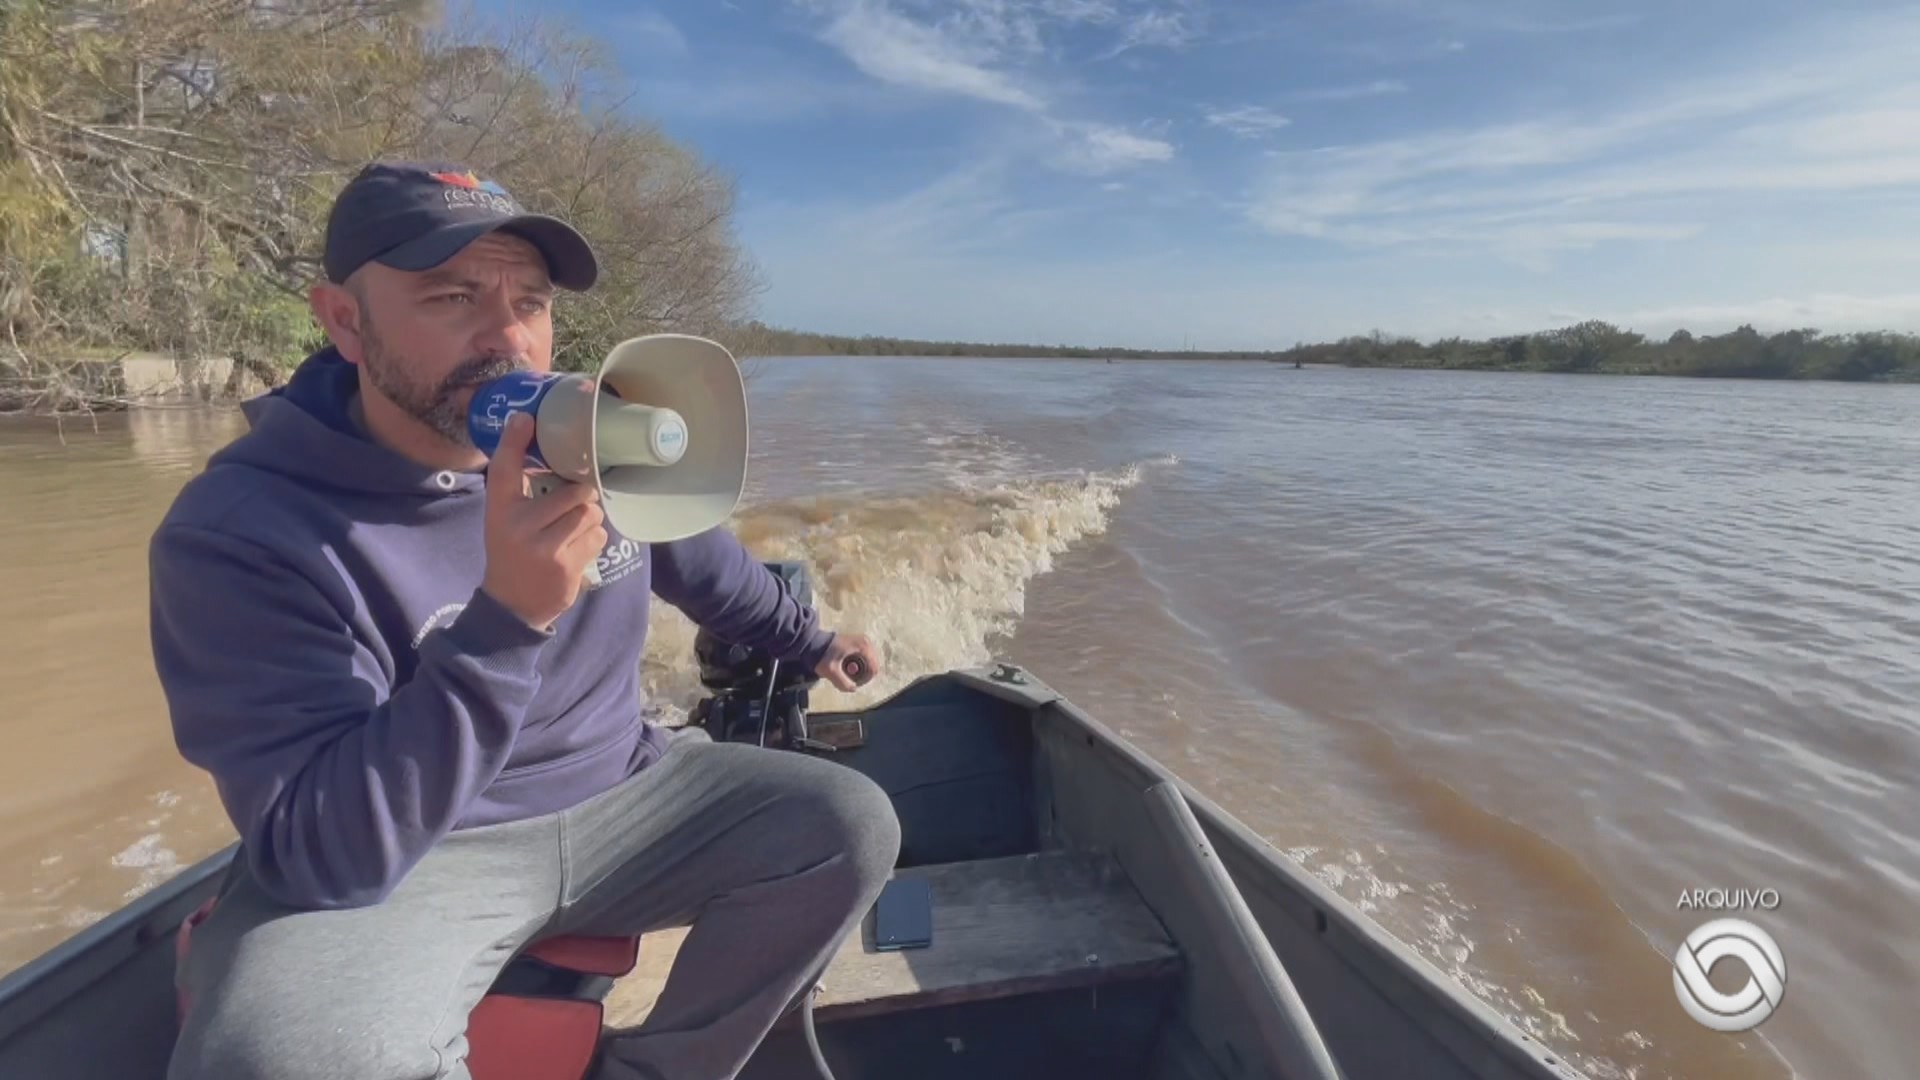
[602,848,1182,1031]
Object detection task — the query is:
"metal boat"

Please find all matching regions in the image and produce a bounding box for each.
[0,645,1585,1079]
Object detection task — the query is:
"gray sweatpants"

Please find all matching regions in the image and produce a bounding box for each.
[167,732,901,1080]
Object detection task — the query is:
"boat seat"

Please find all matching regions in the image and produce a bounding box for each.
[174,898,639,1080]
[601,848,1183,1031]
[514,934,642,976]
[466,933,640,1080]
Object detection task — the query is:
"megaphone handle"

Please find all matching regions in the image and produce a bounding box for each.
[526,473,604,587]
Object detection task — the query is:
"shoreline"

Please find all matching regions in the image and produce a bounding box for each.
[0,353,274,418]
[735,319,1920,382]
[4,348,1915,422]
[747,351,1920,382]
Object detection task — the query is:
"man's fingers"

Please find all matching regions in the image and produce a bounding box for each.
[486,412,534,501]
[816,641,875,692]
[537,499,602,545]
[527,480,603,533]
[567,524,610,565]
[549,517,609,580]
[841,651,875,686]
[502,408,536,453]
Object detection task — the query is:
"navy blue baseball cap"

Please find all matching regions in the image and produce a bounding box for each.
[322,161,599,290]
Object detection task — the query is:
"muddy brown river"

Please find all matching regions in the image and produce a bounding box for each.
[2,358,1913,1080]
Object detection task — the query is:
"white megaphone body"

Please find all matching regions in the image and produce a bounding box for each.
[466,334,748,583]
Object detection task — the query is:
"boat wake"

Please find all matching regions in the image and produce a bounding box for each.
[640,459,1169,718]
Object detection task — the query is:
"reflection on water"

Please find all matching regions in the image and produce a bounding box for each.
[2,361,1916,1080]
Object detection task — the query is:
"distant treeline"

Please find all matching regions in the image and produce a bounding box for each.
[735,319,1920,382]
[1282,322,1920,381]
[728,322,1288,360]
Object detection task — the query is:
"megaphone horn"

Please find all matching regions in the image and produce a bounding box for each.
[467,334,749,580]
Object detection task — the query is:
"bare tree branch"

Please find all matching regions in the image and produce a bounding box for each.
[3,0,762,413]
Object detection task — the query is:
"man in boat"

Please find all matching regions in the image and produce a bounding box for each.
[147,161,901,1080]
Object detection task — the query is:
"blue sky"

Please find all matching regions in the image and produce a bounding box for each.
[475,0,1920,350]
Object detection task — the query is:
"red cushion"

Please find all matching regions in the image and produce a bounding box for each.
[175,903,638,1079]
[467,995,604,1080]
[522,933,641,977]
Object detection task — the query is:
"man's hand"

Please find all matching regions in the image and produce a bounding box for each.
[815,632,880,692]
[480,411,608,630]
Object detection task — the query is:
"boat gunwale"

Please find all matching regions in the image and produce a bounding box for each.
[1006,667,1587,1080]
[0,840,235,1046]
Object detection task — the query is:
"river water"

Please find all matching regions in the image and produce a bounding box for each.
[1,358,1914,1079]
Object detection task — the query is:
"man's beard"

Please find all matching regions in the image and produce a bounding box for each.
[359,316,529,447]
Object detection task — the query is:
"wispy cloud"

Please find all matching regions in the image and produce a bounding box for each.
[1053,120,1177,172]
[748,155,1081,267]
[1285,79,1408,103]
[1323,34,1470,65]
[750,146,1920,345]
[795,0,1185,173]
[1609,293,1920,335]
[815,1,1045,109]
[1351,0,1642,36]
[1094,3,1206,59]
[618,10,688,55]
[636,67,907,123]
[1203,104,1290,138]
[1245,9,1920,261]
[694,1,1920,345]
[813,159,1039,253]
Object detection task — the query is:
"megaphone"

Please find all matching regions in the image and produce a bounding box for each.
[466,334,748,580]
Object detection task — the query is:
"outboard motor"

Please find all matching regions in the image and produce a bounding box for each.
[689,561,866,753]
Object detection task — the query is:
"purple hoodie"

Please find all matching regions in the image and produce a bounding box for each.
[148,347,834,909]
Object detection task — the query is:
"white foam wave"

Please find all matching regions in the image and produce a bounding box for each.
[640,461,1157,717]
[110,833,181,899]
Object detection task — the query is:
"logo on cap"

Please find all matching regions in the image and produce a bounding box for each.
[430,169,515,214]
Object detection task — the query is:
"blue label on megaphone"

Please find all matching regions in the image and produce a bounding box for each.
[468,370,569,469]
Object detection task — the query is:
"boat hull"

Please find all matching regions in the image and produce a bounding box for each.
[0,663,1582,1079]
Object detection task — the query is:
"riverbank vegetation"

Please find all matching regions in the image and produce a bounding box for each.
[727,322,1292,361]
[1,0,754,414]
[1279,322,1920,381]
[736,320,1920,381]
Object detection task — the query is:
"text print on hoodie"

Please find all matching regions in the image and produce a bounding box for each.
[148,347,836,909]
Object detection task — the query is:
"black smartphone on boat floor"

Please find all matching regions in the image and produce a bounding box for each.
[872,877,933,951]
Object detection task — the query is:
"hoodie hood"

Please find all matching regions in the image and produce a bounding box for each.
[215,345,486,498]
